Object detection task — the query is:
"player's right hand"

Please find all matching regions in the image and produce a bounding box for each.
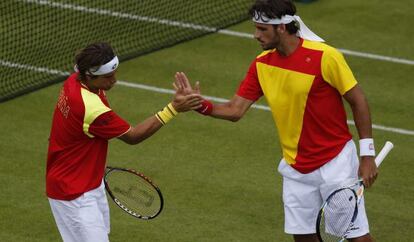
[174,72,201,95]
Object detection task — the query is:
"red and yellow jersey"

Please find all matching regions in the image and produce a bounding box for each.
[237,39,356,173]
[46,73,131,200]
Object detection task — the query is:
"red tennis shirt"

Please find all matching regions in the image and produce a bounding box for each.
[237,39,356,173]
[46,73,130,200]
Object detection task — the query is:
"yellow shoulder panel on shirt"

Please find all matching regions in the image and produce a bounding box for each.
[303,39,357,95]
[256,49,276,59]
[302,39,330,52]
[81,88,111,138]
[320,46,357,95]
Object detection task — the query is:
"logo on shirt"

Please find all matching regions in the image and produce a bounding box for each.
[305,57,311,63]
[57,89,70,118]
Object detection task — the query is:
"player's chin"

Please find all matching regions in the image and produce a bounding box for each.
[259,42,277,50]
[103,84,114,90]
[261,44,275,51]
[260,45,270,50]
[107,82,117,90]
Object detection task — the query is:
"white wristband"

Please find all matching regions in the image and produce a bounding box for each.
[359,138,375,156]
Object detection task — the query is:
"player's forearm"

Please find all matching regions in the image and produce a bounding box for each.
[197,95,252,122]
[120,103,179,144]
[344,85,373,139]
[209,102,245,122]
[120,116,163,145]
[350,100,373,139]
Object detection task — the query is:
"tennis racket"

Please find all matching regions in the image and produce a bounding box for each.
[104,166,164,220]
[316,141,394,242]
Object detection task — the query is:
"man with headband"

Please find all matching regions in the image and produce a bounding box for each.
[174,0,377,241]
[46,42,202,241]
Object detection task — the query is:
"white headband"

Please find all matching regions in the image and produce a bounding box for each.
[252,12,324,42]
[74,56,119,76]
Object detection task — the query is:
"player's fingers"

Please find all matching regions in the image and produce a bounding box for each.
[174,72,180,82]
[180,72,188,81]
[175,73,184,87]
[178,74,188,90]
[367,178,372,188]
[174,75,183,90]
[186,97,202,108]
[369,172,378,187]
[184,99,201,107]
[181,72,190,88]
[360,174,369,188]
[191,104,203,110]
[188,98,202,106]
[172,82,179,91]
[176,72,187,88]
[194,81,201,94]
[365,174,375,188]
[187,93,202,100]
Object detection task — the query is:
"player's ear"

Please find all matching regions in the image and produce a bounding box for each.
[84,74,91,82]
[277,24,286,34]
[87,72,100,81]
[84,74,96,82]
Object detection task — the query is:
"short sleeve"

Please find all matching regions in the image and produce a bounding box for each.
[321,47,357,95]
[236,60,263,101]
[89,111,131,139]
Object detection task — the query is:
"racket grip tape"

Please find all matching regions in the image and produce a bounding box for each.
[374,141,393,167]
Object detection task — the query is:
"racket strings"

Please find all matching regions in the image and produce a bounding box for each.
[107,171,162,217]
[319,188,357,241]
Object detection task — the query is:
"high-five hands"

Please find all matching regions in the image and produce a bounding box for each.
[174,72,213,115]
[171,72,203,112]
[174,72,201,95]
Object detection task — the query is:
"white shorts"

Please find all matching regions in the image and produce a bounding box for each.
[48,181,110,242]
[278,139,369,237]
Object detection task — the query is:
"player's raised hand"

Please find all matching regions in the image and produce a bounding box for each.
[174,72,201,95]
[171,79,202,112]
[174,72,212,115]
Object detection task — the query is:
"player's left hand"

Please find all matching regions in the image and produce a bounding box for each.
[171,77,203,112]
[174,72,201,95]
[359,156,378,188]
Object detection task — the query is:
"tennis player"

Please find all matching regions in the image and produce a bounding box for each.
[174,0,377,241]
[46,42,202,242]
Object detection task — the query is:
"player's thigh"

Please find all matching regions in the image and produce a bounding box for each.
[49,198,80,242]
[77,190,109,241]
[95,182,110,233]
[49,195,108,242]
[282,175,322,234]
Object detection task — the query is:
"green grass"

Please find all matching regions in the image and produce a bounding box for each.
[1,0,413,241]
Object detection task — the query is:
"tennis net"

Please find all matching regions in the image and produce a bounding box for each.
[0,0,251,102]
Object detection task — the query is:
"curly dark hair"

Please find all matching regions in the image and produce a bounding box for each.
[74,42,116,81]
[248,0,299,34]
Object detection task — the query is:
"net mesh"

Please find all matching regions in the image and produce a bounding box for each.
[0,0,252,102]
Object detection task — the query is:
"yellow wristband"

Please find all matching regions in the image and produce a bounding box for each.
[155,103,178,125]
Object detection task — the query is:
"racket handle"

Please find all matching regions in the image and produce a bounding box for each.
[375,141,394,167]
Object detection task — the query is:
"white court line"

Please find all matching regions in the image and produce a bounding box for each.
[1,59,413,135]
[20,0,414,66]
[116,80,414,136]
[0,60,70,76]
